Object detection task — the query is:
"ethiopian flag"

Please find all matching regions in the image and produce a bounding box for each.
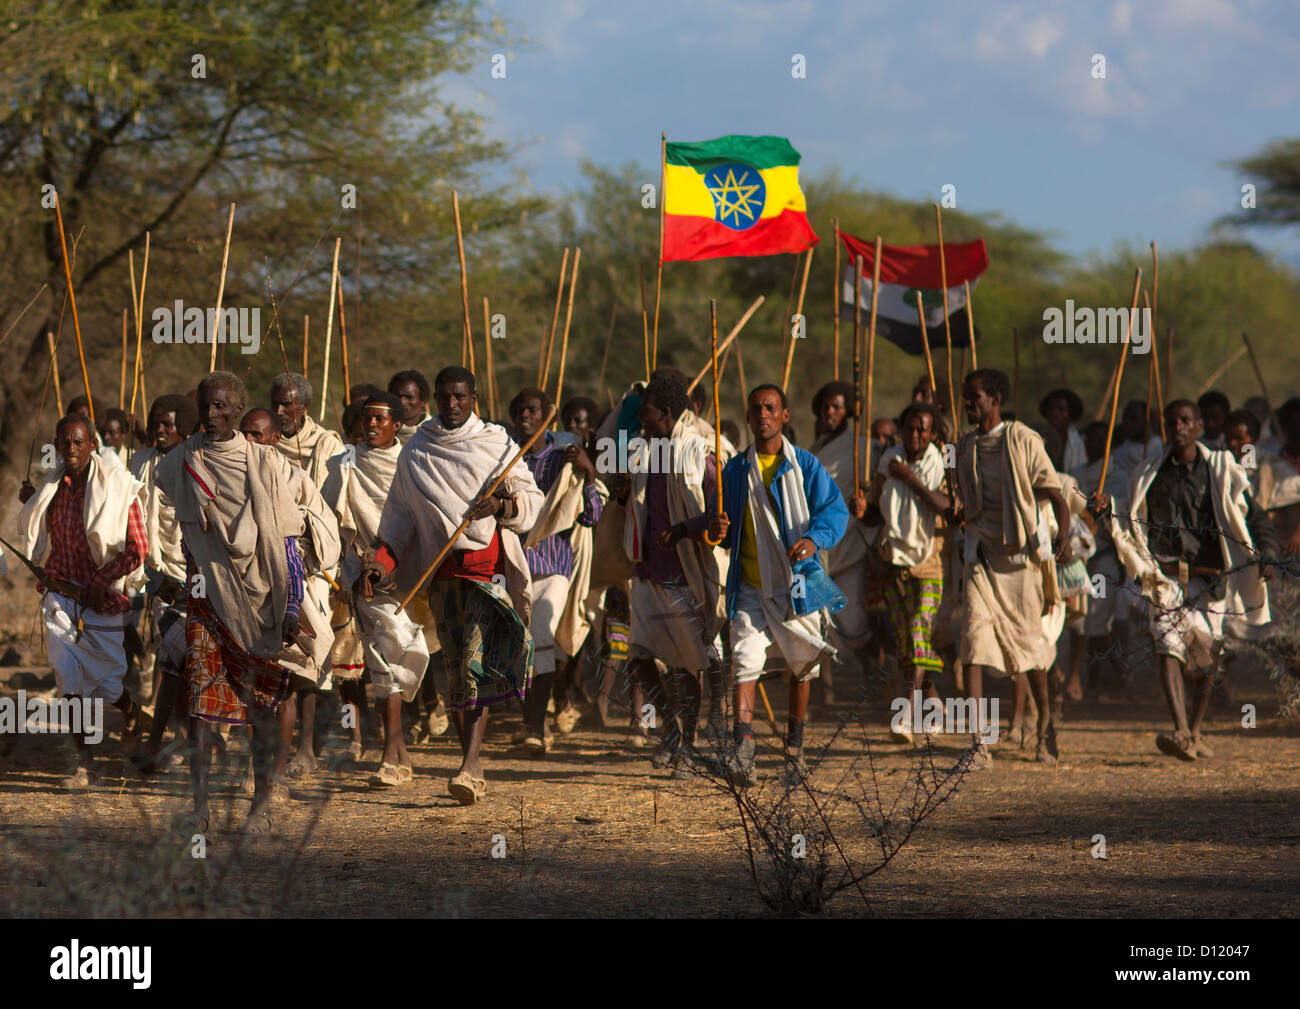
[663,135,819,262]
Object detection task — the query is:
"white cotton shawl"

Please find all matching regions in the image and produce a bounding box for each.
[17,453,146,596]
[742,438,831,676]
[276,415,345,489]
[155,432,304,658]
[130,446,186,582]
[377,413,543,617]
[323,441,402,558]
[877,442,944,570]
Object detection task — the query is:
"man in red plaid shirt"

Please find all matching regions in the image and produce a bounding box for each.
[16,413,148,787]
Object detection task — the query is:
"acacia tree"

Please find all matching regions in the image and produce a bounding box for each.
[0,0,541,472]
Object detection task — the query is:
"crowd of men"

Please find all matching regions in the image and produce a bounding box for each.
[8,355,1292,833]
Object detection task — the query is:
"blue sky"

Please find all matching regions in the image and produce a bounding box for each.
[446,0,1300,263]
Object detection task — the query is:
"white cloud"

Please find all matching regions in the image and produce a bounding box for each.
[1111,1,1133,32]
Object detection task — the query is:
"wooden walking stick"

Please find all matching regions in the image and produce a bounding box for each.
[687,296,766,393]
[1150,241,1158,352]
[338,271,352,405]
[964,279,978,369]
[553,247,580,424]
[1097,268,1143,496]
[482,296,495,420]
[119,309,128,409]
[128,233,149,423]
[48,331,64,417]
[302,315,309,376]
[452,191,474,375]
[865,238,882,479]
[934,204,957,433]
[209,202,236,372]
[1194,346,1246,398]
[541,248,569,390]
[53,194,93,423]
[319,236,341,421]
[1241,331,1282,443]
[851,255,864,493]
[1144,291,1165,441]
[915,292,938,407]
[832,219,841,379]
[396,404,557,614]
[703,300,724,547]
[781,246,815,391]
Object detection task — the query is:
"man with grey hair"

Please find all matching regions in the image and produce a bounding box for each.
[156,371,306,835]
[271,373,345,490]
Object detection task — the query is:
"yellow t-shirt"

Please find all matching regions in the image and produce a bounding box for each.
[740,452,782,588]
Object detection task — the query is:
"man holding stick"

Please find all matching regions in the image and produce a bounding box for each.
[154,372,306,835]
[953,369,1070,767]
[363,367,543,804]
[16,414,149,786]
[1095,400,1277,760]
[706,385,848,787]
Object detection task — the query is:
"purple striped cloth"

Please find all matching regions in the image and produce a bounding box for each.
[524,437,603,578]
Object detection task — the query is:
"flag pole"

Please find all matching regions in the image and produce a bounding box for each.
[639,262,650,383]
[1097,268,1143,496]
[780,246,815,391]
[851,255,864,494]
[319,236,341,421]
[865,238,882,475]
[832,220,841,379]
[53,194,93,423]
[209,202,235,372]
[553,247,580,426]
[964,279,978,369]
[541,247,568,390]
[652,132,665,371]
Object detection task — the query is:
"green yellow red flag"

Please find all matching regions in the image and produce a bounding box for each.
[662,135,819,262]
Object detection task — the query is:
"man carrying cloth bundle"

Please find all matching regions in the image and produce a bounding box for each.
[363,366,543,805]
[1094,399,1278,761]
[16,413,149,786]
[155,372,306,836]
[705,384,848,788]
[322,392,431,787]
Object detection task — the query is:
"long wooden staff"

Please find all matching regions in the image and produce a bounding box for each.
[541,248,569,390]
[1097,268,1143,496]
[1193,346,1245,398]
[338,270,352,405]
[452,191,474,375]
[209,202,235,371]
[687,295,766,393]
[915,292,937,406]
[53,193,93,423]
[704,300,724,545]
[1095,356,1122,422]
[1150,241,1158,354]
[934,205,957,433]
[964,279,978,369]
[553,247,581,422]
[119,309,128,409]
[319,236,341,421]
[302,315,309,375]
[1143,291,1165,440]
[482,296,495,420]
[128,233,149,422]
[396,404,557,613]
[851,255,864,492]
[638,262,650,383]
[735,335,749,428]
[865,238,882,482]
[780,247,815,390]
[47,331,64,417]
[1241,331,1281,443]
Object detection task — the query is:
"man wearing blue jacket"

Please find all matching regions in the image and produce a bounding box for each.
[701,384,848,786]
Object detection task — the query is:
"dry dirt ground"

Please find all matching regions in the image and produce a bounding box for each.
[1,644,1297,918]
